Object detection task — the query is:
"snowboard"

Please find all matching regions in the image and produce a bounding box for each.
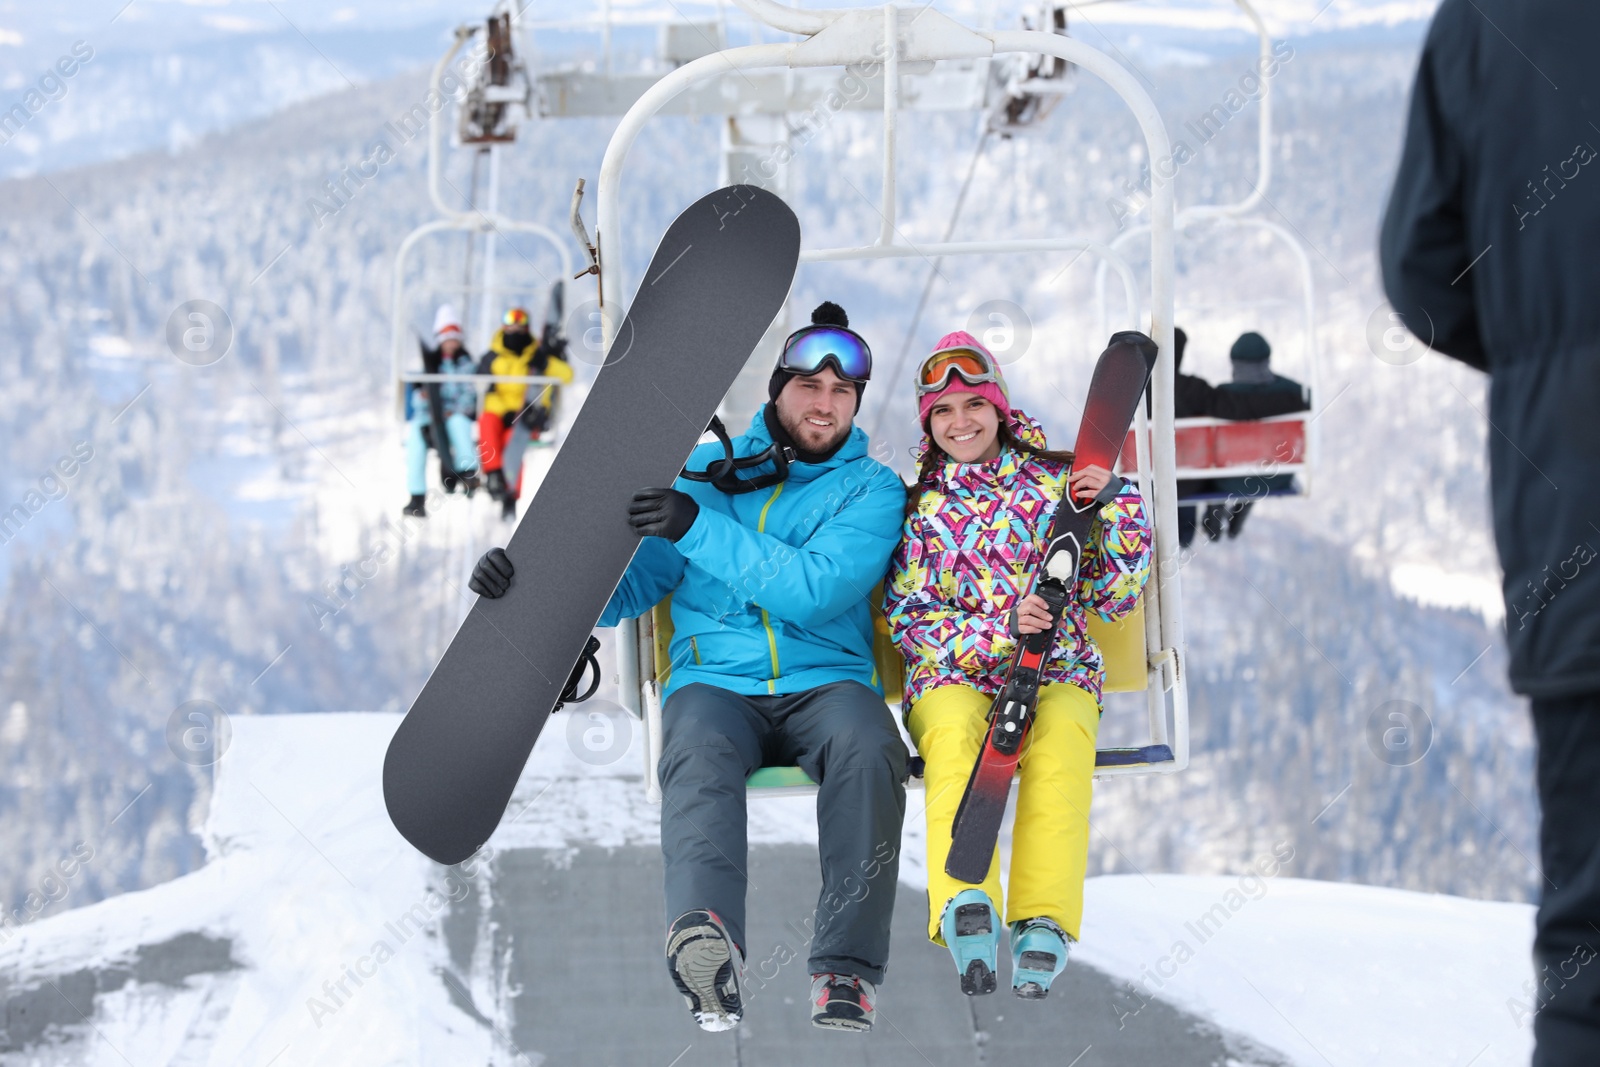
[385,186,801,865]
[945,331,1159,884]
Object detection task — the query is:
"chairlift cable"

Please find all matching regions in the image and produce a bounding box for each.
[867,125,993,449]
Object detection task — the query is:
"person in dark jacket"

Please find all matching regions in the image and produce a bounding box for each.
[1206,331,1310,540]
[1380,3,1600,1062]
[1169,327,1217,548]
[1162,328,1310,547]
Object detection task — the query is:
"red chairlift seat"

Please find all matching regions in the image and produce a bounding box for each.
[1121,411,1309,496]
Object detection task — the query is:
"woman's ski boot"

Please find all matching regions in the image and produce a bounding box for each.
[1010,917,1069,999]
[940,888,1000,996]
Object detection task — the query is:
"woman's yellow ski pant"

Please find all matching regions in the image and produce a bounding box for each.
[907,682,1099,943]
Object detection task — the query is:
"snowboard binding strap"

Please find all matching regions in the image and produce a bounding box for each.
[556,635,603,711]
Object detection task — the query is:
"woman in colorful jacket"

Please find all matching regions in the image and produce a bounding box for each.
[884,331,1152,1000]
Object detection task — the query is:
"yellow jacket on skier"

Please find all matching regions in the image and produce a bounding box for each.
[481,326,574,419]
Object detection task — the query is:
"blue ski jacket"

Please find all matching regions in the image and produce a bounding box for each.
[598,406,906,700]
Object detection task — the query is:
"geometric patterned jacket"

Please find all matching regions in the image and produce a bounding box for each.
[883,408,1151,708]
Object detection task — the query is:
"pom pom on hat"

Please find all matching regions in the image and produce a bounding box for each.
[810,301,849,328]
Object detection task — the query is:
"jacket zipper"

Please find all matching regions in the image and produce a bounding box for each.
[757,483,785,694]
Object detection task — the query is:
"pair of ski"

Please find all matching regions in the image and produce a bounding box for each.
[944,333,1158,884]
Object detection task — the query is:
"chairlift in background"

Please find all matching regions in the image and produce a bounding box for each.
[1095,0,1321,506]
[988,3,1074,137]
[388,2,570,432]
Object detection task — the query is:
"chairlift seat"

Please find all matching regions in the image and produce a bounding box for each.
[642,584,1166,794]
[1122,412,1308,483]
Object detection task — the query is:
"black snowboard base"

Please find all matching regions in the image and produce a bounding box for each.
[384,186,801,864]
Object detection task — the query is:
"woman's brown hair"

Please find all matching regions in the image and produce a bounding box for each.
[905,417,1076,514]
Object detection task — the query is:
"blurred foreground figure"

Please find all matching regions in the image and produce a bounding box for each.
[1381,3,1600,1062]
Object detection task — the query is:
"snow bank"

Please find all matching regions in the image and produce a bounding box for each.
[1075,871,1536,1067]
[0,713,500,1066]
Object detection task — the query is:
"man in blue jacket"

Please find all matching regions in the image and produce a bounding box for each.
[469,302,908,1035]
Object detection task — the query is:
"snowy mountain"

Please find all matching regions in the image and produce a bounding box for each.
[0,4,1543,1058]
[0,713,1536,1066]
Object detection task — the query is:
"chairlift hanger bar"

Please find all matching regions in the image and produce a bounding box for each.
[570,179,603,304]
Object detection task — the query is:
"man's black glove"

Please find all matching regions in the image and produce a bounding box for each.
[627,487,699,542]
[469,547,514,598]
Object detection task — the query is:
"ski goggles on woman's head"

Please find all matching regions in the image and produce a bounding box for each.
[915,347,1001,396]
[503,307,530,328]
[778,325,873,382]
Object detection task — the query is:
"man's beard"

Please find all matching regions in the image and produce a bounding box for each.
[777,405,851,456]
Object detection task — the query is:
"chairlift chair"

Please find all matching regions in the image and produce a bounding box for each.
[572,0,1190,802]
[388,7,577,448]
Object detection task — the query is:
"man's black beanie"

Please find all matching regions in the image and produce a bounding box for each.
[768,301,867,413]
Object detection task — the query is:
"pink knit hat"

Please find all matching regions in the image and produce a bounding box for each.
[917,331,1011,425]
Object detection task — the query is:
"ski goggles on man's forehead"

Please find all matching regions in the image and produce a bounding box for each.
[778,325,873,382]
[915,347,1001,396]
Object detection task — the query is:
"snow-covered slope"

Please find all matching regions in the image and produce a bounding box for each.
[1078,877,1535,1066]
[0,712,1533,1065]
[0,713,499,1065]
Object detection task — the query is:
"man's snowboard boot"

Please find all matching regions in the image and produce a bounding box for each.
[666,910,744,1032]
[402,494,427,518]
[809,973,876,1032]
[1010,917,1069,1000]
[940,888,1000,996]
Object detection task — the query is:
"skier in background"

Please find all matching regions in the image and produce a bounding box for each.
[885,332,1151,1000]
[1166,326,1221,547]
[468,303,909,1035]
[1204,330,1310,541]
[1382,3,1600,1062]
[476,307,574,520]
[402,305,479,518]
